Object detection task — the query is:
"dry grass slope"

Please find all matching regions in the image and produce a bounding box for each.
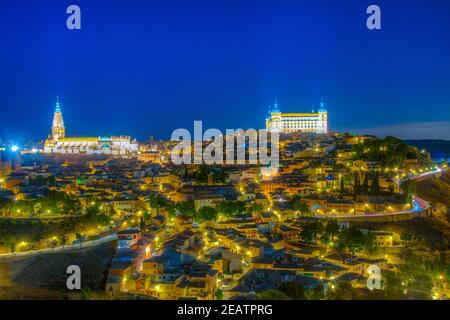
[0,242,115,299]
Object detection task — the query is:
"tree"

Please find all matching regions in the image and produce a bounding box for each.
[176,201,196,218]
[139,216,146,230]
[108,206,116,216]
[343,227,365,254]
[400,179,416,202]
[362,173,369,194]
[366,289,387,300]
[351,136,423,168]
[6,238,16,255]
[0,199,8,217]
[57,221,70,249]
[75,232,83,248]
[445,265,450,282]
[192,165,209,182]
[255,290,289,300]
[196,206,217,223]
[339,178,345,194]
[370,171,380,195]
[353,172,361,196]
[80,287,91,300]
[279,282,305,300]
[247,203,263,215]
[336,227,375,255]
[305,284,325,300]
[293,198,310,216]
[49,238,58,251]
[324,219,340,242]
[215,289,224,300]
[234,201,247,215]
[84,204,109,226]
[383,270,407,299]
[149,194,168,216]
[33,203,43,216]
[60,233,68,248]
[216,201,246,217]
[300,221,323,244]
[327,281,354,300]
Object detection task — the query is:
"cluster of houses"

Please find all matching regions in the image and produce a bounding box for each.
[0,133,431,299]
[104,205,401,299]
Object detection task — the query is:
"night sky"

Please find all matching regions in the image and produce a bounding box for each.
[1,0,450,142]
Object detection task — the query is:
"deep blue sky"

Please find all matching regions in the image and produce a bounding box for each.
[1,0,450,141]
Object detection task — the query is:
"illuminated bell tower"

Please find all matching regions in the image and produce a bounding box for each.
[317,97,328,134]
[51,97,65,140]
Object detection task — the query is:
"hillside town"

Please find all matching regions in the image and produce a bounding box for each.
[1,131,449,300]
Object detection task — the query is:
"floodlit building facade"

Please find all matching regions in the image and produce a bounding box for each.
[266,99,328,134]
[44,98,138,155]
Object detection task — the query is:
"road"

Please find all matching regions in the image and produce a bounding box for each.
[0,233,117,260]
[410,167,450,228]
[0,214,83,220]
[409,168,443,181]
[0,208,139,259]
[311,169,446,221]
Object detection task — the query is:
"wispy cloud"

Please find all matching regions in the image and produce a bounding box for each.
[347,121,450,140]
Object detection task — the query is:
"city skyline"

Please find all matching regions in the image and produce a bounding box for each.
[1,0,450,141]
[0,0,449,304]
[2,94,450,143]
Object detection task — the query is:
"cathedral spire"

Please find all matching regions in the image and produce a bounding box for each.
[52,97,65,140]
[55,96,61,113]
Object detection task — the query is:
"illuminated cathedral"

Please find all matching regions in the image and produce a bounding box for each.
[44,98,139,155]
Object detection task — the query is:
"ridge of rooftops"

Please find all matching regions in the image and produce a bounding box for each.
[230,269,324,293]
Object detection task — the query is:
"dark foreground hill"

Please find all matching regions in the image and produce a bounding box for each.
[417,170,450,204]
[0,242,115,299]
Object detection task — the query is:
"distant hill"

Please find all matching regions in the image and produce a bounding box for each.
[404,139,450,161]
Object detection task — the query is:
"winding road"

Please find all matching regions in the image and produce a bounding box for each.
[0,233,117,260]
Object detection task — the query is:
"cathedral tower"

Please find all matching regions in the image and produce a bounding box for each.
[51,97,65,140]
